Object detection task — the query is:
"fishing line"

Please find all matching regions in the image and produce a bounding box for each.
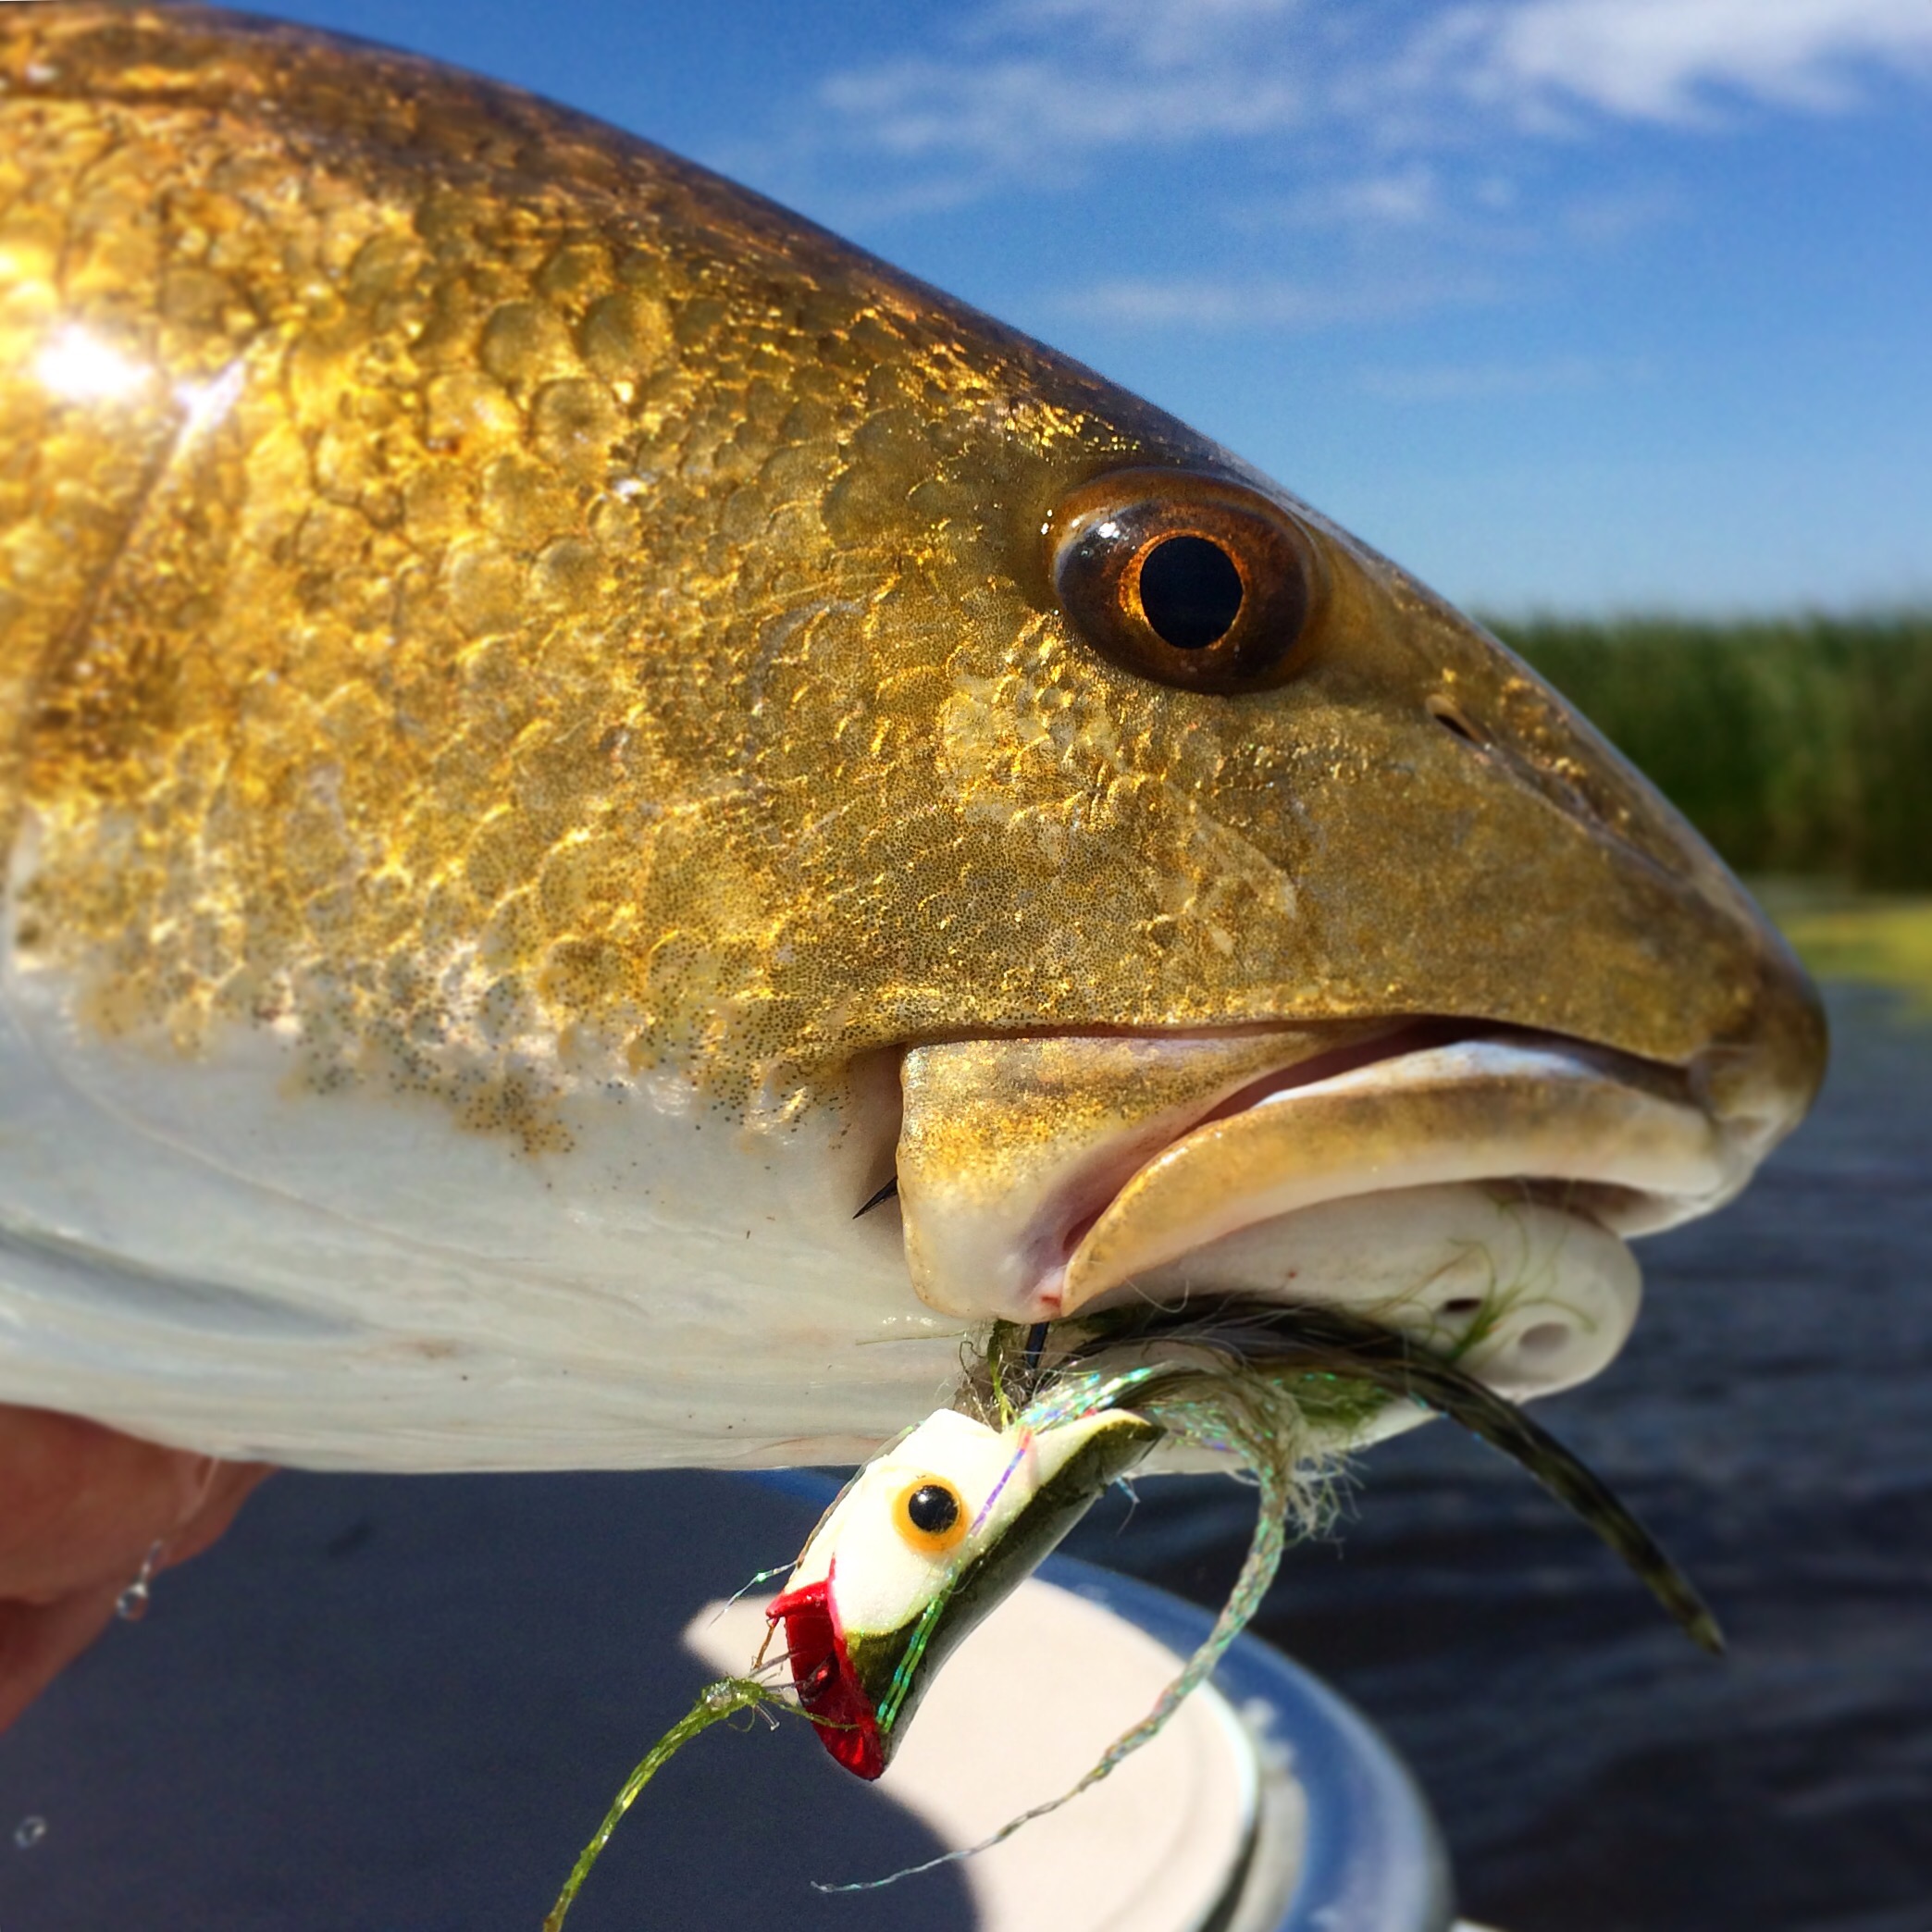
[1022,1320,1049,1369]
[708,1561,797,1623]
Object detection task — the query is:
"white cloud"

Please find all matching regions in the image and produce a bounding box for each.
[1230,165,1445,231]
[813,0,1307,176]
[1557,182,1684,244]
[1443,0,1932,122]
[819,54,1302,165]
[753,0,1932,334]
[1056,267,1505,329]
[806,0,1932,187]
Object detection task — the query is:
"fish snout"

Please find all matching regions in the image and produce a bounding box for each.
[1428,601,1830,1201]
[1688,910,1829,1190]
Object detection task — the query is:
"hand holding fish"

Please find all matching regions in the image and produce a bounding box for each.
[0,1406,270,1733]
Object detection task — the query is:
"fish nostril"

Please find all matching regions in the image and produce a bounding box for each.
[1427,694,1484,746]
[1440,1296,1482,1316]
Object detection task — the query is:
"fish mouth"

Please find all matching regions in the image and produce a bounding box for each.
[1060,1026,1743,1297]
[892,1017,1806,1406]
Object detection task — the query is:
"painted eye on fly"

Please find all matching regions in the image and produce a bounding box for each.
[895,1477,968,1554]
[1046,467,1323,695]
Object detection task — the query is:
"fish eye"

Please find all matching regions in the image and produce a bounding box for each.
[1046,467,1322,694]
[896,1478,968,1554]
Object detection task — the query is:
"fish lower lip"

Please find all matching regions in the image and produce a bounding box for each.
[1056,1035,1731,1318]
[893,1025,1743,1402]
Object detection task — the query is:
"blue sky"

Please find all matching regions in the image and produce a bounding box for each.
[243,0,1931,613]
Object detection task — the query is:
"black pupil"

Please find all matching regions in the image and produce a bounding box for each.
[906,1483,960,1535]
[1137,535,1244,650]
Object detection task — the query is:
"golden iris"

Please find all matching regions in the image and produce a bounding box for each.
[1047,466,1324,695]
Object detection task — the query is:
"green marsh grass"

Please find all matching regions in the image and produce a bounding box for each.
[1492,611,1932,890]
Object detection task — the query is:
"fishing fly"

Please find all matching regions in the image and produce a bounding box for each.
[542,1301,1721,1926]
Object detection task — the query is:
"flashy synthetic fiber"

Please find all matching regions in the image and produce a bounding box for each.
[543,1677,800,1931]
[1059,1300,1724,1654]
[549,1302,1723,1913]
[816,1354,1330,1891]
[821,1300,1720,1890]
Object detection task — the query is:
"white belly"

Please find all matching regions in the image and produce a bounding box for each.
[0,942,956,1469]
